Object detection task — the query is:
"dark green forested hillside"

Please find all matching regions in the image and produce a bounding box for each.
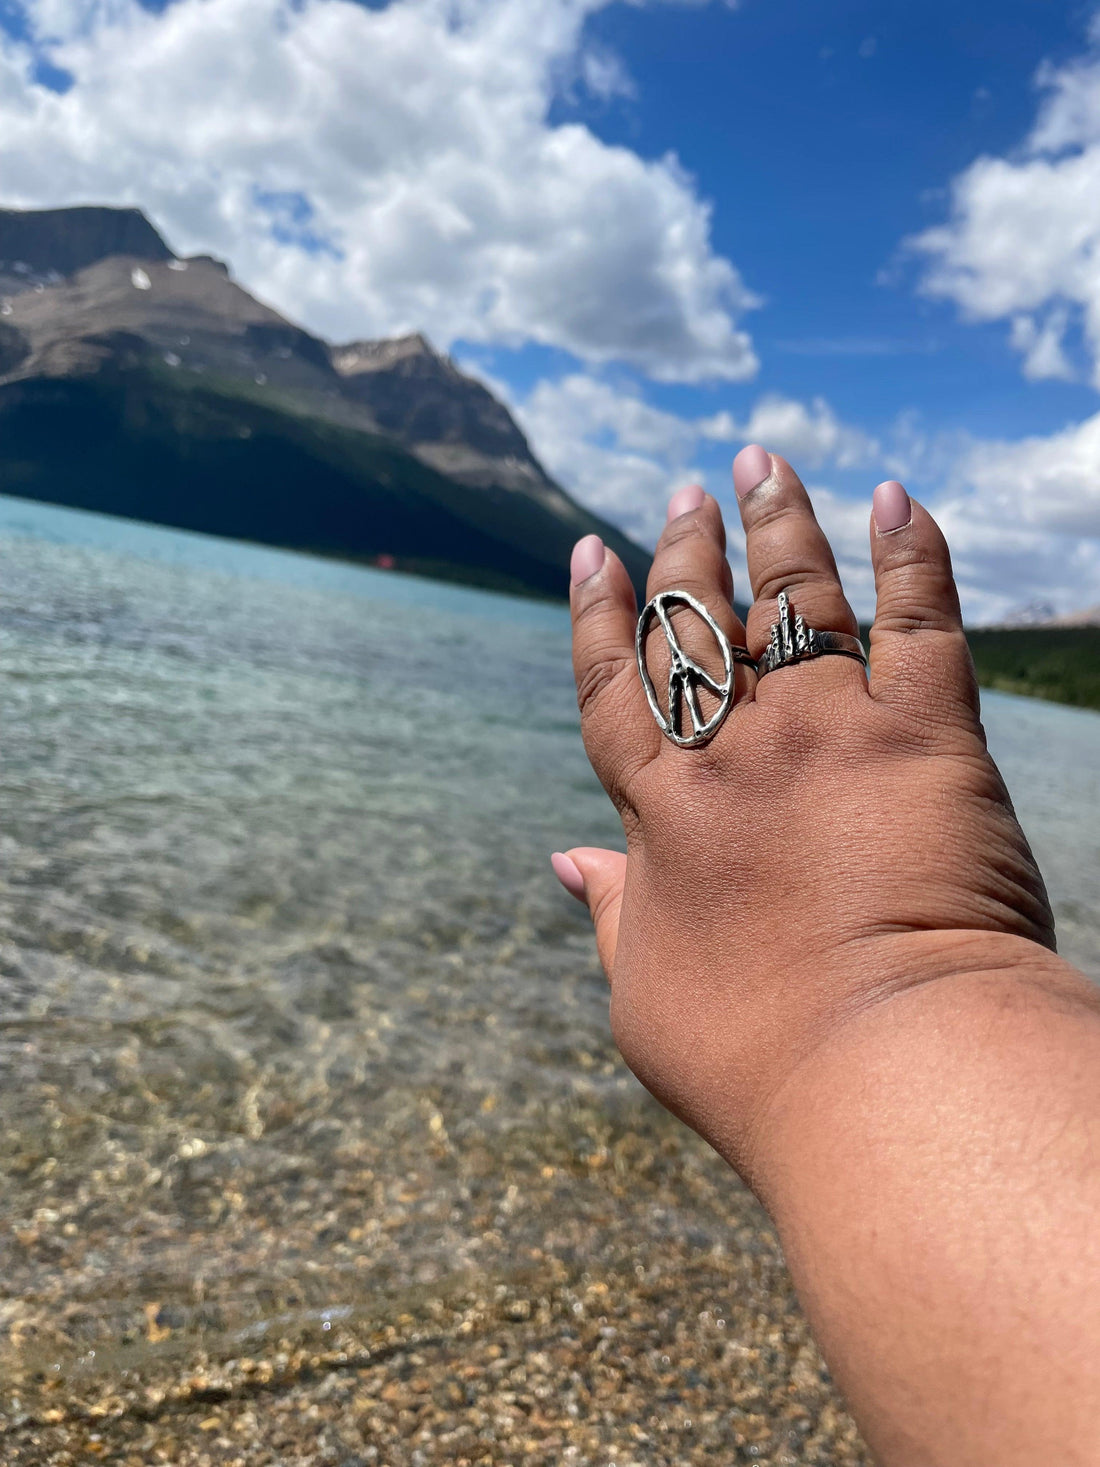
[0,367,652,601]
[966,626,1100,713]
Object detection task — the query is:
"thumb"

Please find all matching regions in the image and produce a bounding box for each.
[550,847,627,979]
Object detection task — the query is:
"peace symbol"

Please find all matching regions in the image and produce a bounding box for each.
[635,590,752,748]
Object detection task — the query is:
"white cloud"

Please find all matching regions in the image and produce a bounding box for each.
[512,370,1100,623]
[733,393,879,468]
[576,44,636,102]
[871,410,1100,623]
[514,372,883,549]
[901,21,1100,619]
[0,0,758,381]
[801,415,1100,624]
[912,23,1100,386]
[1009,308,1075,381]
[516,373,708,543]
[952,410,1100,540]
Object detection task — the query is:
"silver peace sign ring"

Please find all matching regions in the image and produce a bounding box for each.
[636,590,755,748]
[756,589,868,678]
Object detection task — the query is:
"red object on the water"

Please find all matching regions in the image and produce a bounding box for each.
[375,553,396,569]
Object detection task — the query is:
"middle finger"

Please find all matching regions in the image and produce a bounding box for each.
[640,486,754,746]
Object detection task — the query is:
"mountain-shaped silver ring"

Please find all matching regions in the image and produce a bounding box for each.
[636,589,755,748]
[756,589,868,679]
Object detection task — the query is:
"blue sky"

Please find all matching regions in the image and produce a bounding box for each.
[576,0,1097,429]
[3,0,1100,619]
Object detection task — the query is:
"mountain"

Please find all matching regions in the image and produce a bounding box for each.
[0,205,651,600]
[1045,603,1100,628]
[993,600,1100,631]
[0,205,173,289]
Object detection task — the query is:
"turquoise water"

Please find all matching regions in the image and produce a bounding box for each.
[1,491,1097,1386]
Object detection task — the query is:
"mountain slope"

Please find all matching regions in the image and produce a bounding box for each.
[0,205,651,599]
[0,205,173,290]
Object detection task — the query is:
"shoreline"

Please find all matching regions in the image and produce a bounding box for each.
[2,1104,871,1466]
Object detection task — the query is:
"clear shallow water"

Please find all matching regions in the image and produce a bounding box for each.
[0,494,1097,1403]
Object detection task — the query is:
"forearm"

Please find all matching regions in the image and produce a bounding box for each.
[740,940,1100,1467]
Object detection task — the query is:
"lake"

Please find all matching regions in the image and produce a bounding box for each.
[1,493,1097,1466]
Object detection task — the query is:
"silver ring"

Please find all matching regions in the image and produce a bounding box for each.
[636,589,755,748]
[756,590,867,678]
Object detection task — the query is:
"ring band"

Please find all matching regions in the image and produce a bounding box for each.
[636,589,755,748]
[756,590,868,678]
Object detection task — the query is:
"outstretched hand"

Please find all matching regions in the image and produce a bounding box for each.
[553,446,1100,1467]
[554,447,1055,1179]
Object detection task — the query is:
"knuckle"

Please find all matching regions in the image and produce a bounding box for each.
[589,880,622,933]
[874,556,961,633]
[755,564,840,606]
[651,522,733,601]
[653,576,728,612]
[878,537,944,574]
[575,573,628,621]
[875,606,959,635]
[655,514,711,563]
[575,649,635,720]
[742,495,807,537]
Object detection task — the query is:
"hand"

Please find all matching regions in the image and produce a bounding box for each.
[555,448,1057,1183]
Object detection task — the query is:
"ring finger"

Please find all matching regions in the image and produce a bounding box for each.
[732,445,865,696]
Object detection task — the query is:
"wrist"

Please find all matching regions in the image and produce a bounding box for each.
[727,938,1100,1467]
[736,933,1097,1208]
[727,932,1095,1202]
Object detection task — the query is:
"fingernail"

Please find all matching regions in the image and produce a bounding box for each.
[551,852,586,901]
[733,444,772,499]
[873,480,912,534]
[570,535,605,586]
[667,483,705,523]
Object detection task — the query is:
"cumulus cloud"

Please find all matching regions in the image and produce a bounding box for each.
[865,411,1100,623]
[912,21,1100,385]
[806,468,1100,627]
[705,393,880,468]
[514,372,882,549]
[511,370,1100,621]
[952,409,1100,539]
[1009,308,1075,381]
[0,0,758,380]
[517,374,711,543]
[901,18,1100,619]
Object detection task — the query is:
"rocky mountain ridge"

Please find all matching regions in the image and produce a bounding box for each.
[0,205,650,599]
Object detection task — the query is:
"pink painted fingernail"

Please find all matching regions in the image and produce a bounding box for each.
[667,483,705,523]
[570,535,605,586]
[733,444,772,499]
[873,480,912,534]
[551,852,586,901]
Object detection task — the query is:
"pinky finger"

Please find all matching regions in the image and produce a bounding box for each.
[867,481,980,725]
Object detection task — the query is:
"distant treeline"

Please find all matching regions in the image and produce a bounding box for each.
[965,626,1100,712]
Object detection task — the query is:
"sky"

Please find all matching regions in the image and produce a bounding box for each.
[2,0,1100,621]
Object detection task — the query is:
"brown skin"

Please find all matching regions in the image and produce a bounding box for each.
[562,452,1100,1466]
